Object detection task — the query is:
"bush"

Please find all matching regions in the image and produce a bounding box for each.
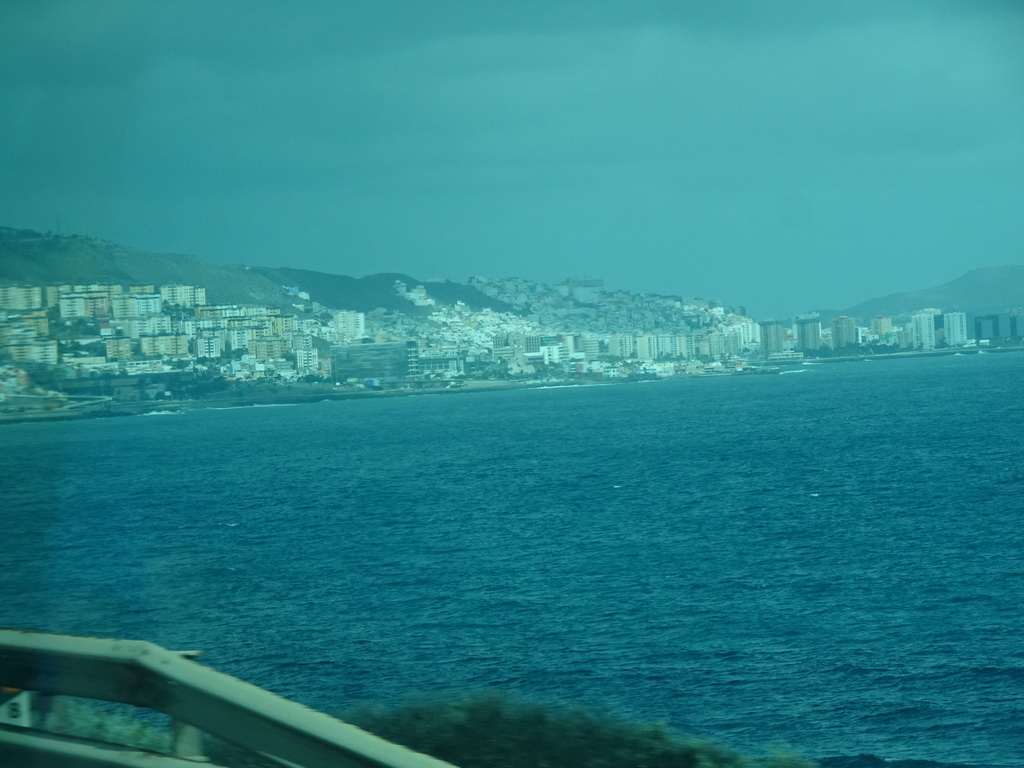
[338,690,818,768]
[39,689,819,768]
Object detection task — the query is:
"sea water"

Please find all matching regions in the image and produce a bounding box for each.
[2,353,1022,766]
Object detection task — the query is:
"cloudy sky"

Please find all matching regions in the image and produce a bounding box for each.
[3,1,1022,317]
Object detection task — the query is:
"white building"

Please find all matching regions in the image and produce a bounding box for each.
[674,335,695,360]
[331,310,366,342]
[160,285,208,307]
[943,312,968,346]
[0,285,43,310]
[195,335,224,359]
[911,313,937,351]
[114,315,173,338]
[725,321,759,349]
[635,335,658,361]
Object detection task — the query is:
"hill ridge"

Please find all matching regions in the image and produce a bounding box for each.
[0,226,509,314]
[838,265,1024,319]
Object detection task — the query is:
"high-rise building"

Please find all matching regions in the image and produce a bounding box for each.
[293,335,319,375]
[1010,310,1024,340]
[831,316,858,350]
[160,285,208,307]
[635,335,658,360]
[579,336,601,360]
[911,313,937,350]
[0,285,43,310]
[943,312,968,346]
[758,320,786,358]
[974,314,1000,342]
[606,334,635,358]
[795,315,822,353]
[194,335,224,359]
[871,316,893,334]
[674,335,694,360]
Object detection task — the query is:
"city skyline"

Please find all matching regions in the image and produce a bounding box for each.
[3,2,1022,319]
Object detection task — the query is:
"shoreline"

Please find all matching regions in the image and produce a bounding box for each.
[3,346,1022,426]
[0,378,620,425]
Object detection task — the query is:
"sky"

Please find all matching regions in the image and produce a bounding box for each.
[2,1,1023,318]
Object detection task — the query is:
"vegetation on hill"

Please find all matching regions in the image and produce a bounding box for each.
[253,266,514,314]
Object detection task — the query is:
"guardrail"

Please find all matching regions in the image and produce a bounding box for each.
[0,628,461,768]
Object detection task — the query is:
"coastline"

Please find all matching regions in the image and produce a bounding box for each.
[0,378,619,425]
[4,345,1022,426]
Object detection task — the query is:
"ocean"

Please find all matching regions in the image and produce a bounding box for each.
[2,353,1022,766]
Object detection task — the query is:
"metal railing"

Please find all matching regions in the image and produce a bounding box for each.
[0,628,461,768]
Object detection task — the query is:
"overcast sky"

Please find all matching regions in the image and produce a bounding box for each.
[3,1,1022,317]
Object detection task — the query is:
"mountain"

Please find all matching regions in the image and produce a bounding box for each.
[0,227,509,314]
[250,267,511,314]
[0,227,293,308]
[841,266,1024,319]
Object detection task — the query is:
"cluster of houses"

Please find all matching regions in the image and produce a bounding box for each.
[1,277,1016,403]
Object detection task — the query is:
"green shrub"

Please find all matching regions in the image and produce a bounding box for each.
[338,690,818,768]
[39,689,819,768]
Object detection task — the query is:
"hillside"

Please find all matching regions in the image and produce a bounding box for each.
[0,227,293,308]
[842,266,1024,319]
[0,227,510,314]
[252,267,512,314]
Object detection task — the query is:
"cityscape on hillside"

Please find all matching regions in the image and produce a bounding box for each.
[2,264,1023,418]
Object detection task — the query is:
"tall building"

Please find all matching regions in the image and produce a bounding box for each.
[635,335,658,361]
[725,321,759,350]
[194,335,224,359]
[1010,310,1024,340]
[911,313,937,350]
[160,285,208,307]
[795,315,822,353]
[831,316,858,350]
[974,314,1000,342]
[330,341,419,383]
[943,312,968,346]
[606,334,635,358]
[674,335,694,360]
[871,316,893,334]
[293,335,319,375]
[0,285,43,310]
[758,320,786,358]
[579,336,601,360]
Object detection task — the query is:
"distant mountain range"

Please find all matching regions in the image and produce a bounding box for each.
[831,266,1024,320]
[0,227,510,314]
[2,226,1022,320]
[835,266,1024,319]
